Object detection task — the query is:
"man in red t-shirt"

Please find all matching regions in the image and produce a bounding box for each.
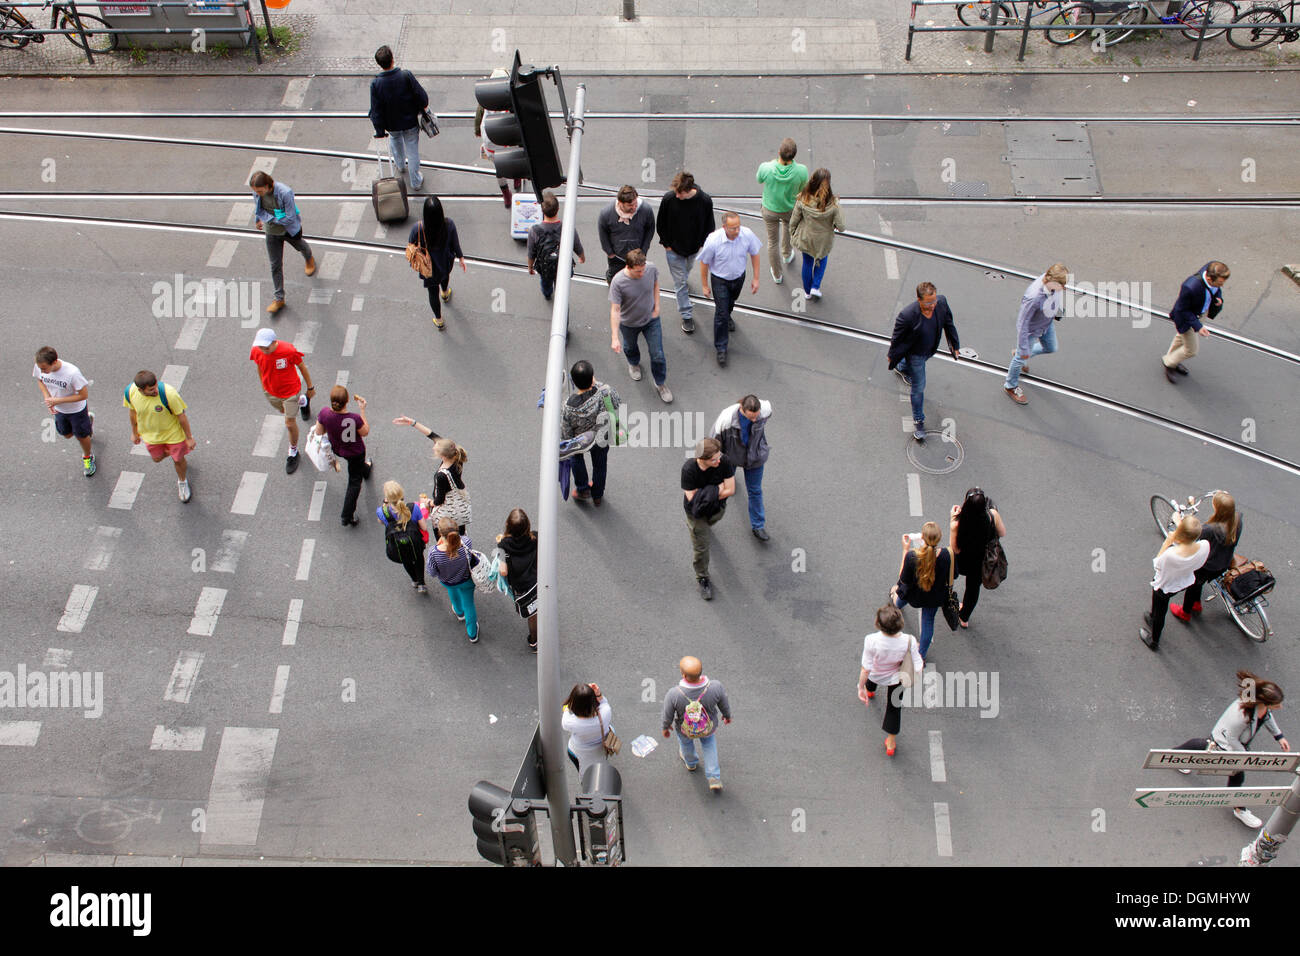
[250,327,316,473]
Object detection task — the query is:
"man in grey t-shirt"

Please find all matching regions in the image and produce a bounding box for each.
[609,249,672,403]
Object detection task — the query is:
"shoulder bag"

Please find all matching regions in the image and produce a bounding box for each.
[430,464,472,527]
[599,712,621,756]
[405,222,433,278]
[982,535,1008,590]
[897,635,917,689]
[941,548,961,631]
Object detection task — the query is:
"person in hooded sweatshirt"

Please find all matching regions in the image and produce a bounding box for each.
[755,137,809,286]
[1003,262,1067,405]
[788,167,846,301]
[597,184,656,284]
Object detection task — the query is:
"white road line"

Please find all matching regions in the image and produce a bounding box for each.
[332,204,364,238]
[293,319,321,354]
[227,202,256,226]
[0,722,41,746]
[211,530,250,573]
[879,217,900,281]
[201,726,279,847]
[43,648,72,667]
[307,289,333,305]
[358,254,378,284]
[281,77,311,109]
[188,587,228,637]
[899,393,909,402]
[929,731,947,783]
[295,539,315,581]
[282,599,303,646]
[268,665,290,714]
[162,364,189,389]
[907,473,923,517]
[307,481,327,522]
[351,163,378,192]
[342,324,359,356]
[335,370,349,387]
[206,239,239,269]
[934,802,953,857]
[252,414,284,457]
[901,416,915,433]
[107,471,144,510]
[83,525,122,570]
[150,725,206,751]
[247,156,277,182]
[174,315,209,350]
[265,120,294,143]
[373,222,388,240]
[56,585,98,633]
[163,651,204,703]
[318,251,346,280]
[230,471,268,516]
[350,296,364,313]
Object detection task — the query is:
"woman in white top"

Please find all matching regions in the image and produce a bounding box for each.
[857,604,925,757]
[561,682,613,779]
[1140,515,1209,651]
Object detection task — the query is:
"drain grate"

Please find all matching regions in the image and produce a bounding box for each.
[949,181,989,198]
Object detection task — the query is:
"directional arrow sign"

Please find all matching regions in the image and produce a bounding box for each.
[1133,787,1293,809]
[1143,749,1300,774]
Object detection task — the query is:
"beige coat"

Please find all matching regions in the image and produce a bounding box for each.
[789,198,846,260]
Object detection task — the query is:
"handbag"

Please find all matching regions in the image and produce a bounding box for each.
[599,714,621,757]
[600,389,626,447]
[558,457,573,500]
[430,465,472,527]
[418,108,440,138]
[304,428,338,472]
[982,537,1008,590]
[405,222,433,278]
[897,635,917,689]
[466,547,493,594]
[941,548,961,631]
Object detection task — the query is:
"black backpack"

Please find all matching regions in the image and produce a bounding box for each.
[533,227,562,282]
[382,507,424,564]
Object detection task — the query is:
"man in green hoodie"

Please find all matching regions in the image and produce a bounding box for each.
[756,138,809,286]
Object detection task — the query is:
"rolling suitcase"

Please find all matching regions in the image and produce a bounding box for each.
[371,143,409,223]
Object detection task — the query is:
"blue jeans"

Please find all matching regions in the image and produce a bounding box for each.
[386,126,423,190]
[443,578,478,638]
[742,463,765,530]
[676,729,721,778]
[800,253,829,294]
[665,249,696,323]
[619,318,667,387]
[894,593,938,658]
[902,353,928,426]
[571,442,609,500]
[709,273,744,353]
[539,271,555,300]
[1005,320,1057,388]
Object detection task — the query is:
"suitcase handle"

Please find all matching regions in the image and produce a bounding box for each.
[374,141,396,179]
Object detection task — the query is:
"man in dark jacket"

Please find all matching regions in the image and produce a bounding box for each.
[711,395,772,541]
[1162,261,1228,384]
[597,185,656,284]
[656,171,715,334]
[681,437,735,601]
[369,45,429,192]
[887,282,960,442]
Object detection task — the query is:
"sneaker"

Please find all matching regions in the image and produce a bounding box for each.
[769,268,783,284]
[1005,386,1028,405]
[707,777,723,792]
[913,423,926,442]
[698,577,713,601]
[1170,603,1191,623]
[286,452,300,474]
[1190,601,1203,614]
[178,479,192,503]
[304,257,317,276]
[432,314,446,330]
[893,367,912,387]
[440,288,453,303]
[1139,625,1158,651]
[752,527,770,542]
[267,299,285,314]
[1234,808,1263,829]
[655,383,673,404]
[83,455,96,478]
[809,287,822,299]
[681,317,696,334]
[468,627,480,644]
[783,249,795,264]
[627,363,642,381]
[716,351,727,367]
[679,752,698,773]
[454,610,466,623]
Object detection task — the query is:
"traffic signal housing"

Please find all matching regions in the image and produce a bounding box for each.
[474,51,565,198]
[468,780,542,866]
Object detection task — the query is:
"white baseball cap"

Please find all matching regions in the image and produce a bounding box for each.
[253,328,277,348]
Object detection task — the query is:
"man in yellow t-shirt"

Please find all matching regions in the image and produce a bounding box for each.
[123,369,197,503]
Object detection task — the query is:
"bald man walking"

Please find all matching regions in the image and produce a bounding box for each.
[662,656,733,793]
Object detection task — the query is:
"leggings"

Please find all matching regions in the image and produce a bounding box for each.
[959,568,982,622]
[425,275,450,317]
[400,549,425,586]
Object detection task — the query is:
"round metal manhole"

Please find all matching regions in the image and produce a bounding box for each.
[906,433,965,475]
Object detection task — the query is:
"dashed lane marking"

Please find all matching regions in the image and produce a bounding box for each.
[307,289,333,305]
[934,802,953,857]
[373,222,388,240]
[230,471,268,516]
[201,726,278,847]
[282,599,302,647]
[43,648,73,667]
[252,415,284,458]
[163,651,203,703]
[174,315,208,350]
[281,78,311,109]
[907,473,923,517]
[227,202,256,226]
[358,254,378,284]
[211,530,250,573]
[901,416,915,433]
[308,481,326,522]
[293,319,321,354]
[268,665,290,714]
[318,251,346,280]
[0,722,41,746]
[332,204,364,239]
[207,239,239,269]
[187,587,227,637]
[265,120,294,143]
[879,217,900,281]
[56,585,98,633]
[929,731,947,783]
[342,323,358,356]
[83,526,122,570]
[335,370,349,387]
[295,539,315,581]
[150,726,206,751]
[350,295,364,312]
[107,471,144,510]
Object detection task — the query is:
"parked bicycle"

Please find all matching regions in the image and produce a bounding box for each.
[1085,0,1239,44]
[1226,0,1300,48]
[955,0,1100,44]
[0,1,117,52]
[1149,491,1274,641]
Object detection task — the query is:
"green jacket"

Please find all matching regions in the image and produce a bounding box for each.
[756,160,809,213]
[789,198,846,260]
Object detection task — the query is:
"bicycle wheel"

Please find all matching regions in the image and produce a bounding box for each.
[1226,5,1285,47]
[1,6,33,47]
[58,10,116,52]
[1045,2,1097,42]
[958,1,1018,24]
[1227,594,1270,642]
[1180,0,1238,39]
[1149,495,1177,536]
[1094,4,1146,45]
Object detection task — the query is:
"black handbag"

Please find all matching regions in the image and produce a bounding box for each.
[941,548,961,631]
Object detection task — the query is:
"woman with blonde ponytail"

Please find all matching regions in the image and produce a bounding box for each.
[890,521,952,660]
[376,480,430,593]
[429,437,471,539]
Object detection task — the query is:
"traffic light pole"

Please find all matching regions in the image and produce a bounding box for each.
[1241,771,1300,865]
[535,82,587,867]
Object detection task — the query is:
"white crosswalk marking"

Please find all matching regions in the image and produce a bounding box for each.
[0,722,41,746]
[295,539,315,581]
[231,472,268,516]
[269,665,290,714]
[350,296,364,312]
[211,531,250,573]
[293,320,321,354]
[332,204,364,238]
[901,416,916,433]
[247,157,277,182]
[934,803,953,857]
[252,415,284,458]
[879,217,900,280]
[202,727,279,846]
[207,240,239,269]
[56,585,98,633]
[281,77,311,109]
[307,289,333,305]
[358,255,378,284]
[342,324,359,356]
[265,120,294,143]
[163,651,204,703]
[308,481,326,522]
[282,599,303,647]
[227,202,256,226]
[929,731,947,783]
[108,471,144,510]
[318,251,346,280]
[174,315,208,350]
[83,526,122,570]
[43,648,73,668]
[907,473,923,517]
[151,726,206,751]
[373,222,388,240]
[188,587,228,637]
[335,370,349,387]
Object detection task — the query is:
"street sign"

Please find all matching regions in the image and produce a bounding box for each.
[1133,787,1293,809]
[1142,749,1300,775]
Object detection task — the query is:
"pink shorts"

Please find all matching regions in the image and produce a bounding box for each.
[147,441,190,462]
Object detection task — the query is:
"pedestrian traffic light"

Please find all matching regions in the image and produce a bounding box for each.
[574,763,625,866]
[474,50,565,197]
[468,780,542,866]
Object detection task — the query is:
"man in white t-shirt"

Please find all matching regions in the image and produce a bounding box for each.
[34,346,95,477]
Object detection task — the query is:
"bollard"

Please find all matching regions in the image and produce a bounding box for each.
[622,0,636,20]
[984,1,1001,52]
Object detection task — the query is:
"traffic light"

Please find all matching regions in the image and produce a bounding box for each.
[474,50,565,197]
[575,763,625,866]
[468,780,542,866]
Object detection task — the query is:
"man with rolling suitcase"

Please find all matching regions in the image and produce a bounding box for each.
[369,45,429,193]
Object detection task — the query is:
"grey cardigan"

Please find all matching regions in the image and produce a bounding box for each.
[1211,700,1285,751]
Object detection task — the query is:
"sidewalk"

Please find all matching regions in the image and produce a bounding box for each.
[2,0,1297,75]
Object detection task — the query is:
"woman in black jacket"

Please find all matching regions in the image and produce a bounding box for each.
[409,195,467,330]
[891,521,952,661]
[497,508,540,652]
[949,488,1006,628]
[1173,490,1242,622]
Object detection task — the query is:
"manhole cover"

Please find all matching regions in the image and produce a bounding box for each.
[906,433,965,475]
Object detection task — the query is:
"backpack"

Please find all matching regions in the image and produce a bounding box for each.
[125,383,172,412]
[679,683,715,739]
[533,226,562,283]
[382,506,424,565]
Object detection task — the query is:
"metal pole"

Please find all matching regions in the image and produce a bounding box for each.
[258,0,280,47]
[984,1,999,53]
[535,82,587,868]
[1017,5,1032,61]
[1241,771,1300,865]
